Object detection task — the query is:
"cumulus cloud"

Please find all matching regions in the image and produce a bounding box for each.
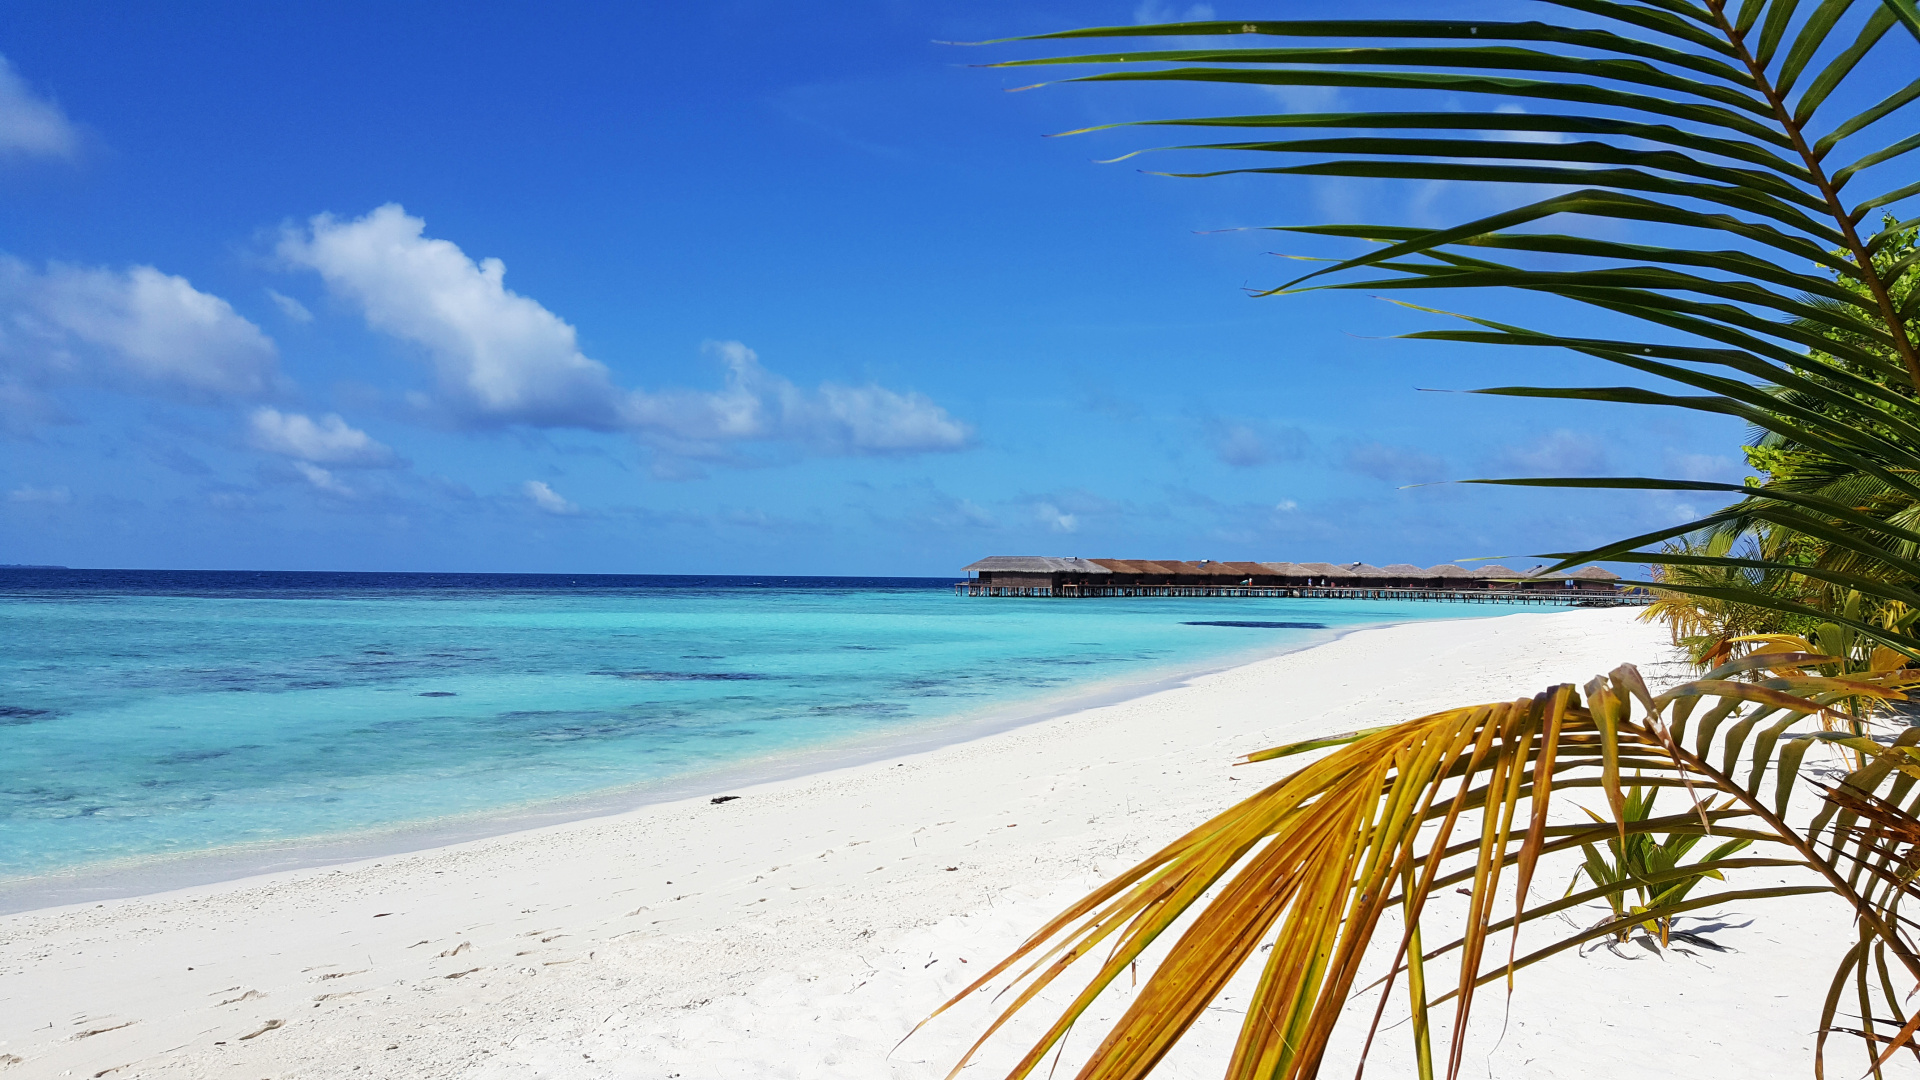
[248,407,394,466]
[522,479,579,515]
[278,205,971,456]
[279,204,627,429]
[0,56,78,159]
[636,340,971,457]
[0,257,281,401]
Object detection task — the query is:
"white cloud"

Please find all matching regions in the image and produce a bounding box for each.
[279,205,971,456]
[1274,499,1298,512]
[0,257,281,400]
[1263,84,1343,114]
[0,56,78,159]
[7,483,69,504]
[1133,1,1215,22]
[292,461,354,496]
[266,289,313,323]
[660,341,971,456]
[248,407,393,466]
[523,479,578,516]
[1035,502,1078,533]
[278,205,631,428]
[1487,104,1573,146]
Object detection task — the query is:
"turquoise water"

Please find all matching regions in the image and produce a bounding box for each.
[0,570,1547,885]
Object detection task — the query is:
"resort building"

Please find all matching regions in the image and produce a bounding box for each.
[958,556,1627,601]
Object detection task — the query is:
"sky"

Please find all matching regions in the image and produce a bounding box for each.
[0,0,1820,575]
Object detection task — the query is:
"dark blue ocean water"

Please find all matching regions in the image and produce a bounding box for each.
[0,568,1543,884]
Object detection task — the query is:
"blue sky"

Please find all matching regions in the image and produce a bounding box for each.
[0,1,1784,574]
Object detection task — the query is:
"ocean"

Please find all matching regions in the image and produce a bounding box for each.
[0,568,1549,900]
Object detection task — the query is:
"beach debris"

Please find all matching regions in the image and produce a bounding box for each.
[436,941,471,957]
[237,1019,283,1040]
[443,967,482,979]
[710,795,740,805]
[70,1020,136,1040]
[215,990,265,1006]
[314,969,367,981]
[945,867,958,871]
[0,1054,21,1067]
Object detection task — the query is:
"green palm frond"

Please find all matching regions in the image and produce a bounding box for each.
[979,0,1920,648]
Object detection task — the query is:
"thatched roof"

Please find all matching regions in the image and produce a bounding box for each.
[1570,566,1621,580]
[961,556,1112,574]
[1218,561,1272,576]
[1425,564,1479,579]
[1475,565,1519,579]
[1340,562,1390,577]
[1380,563,1428,576]
[1294,562,1345,576]
[1261,562,1313,577]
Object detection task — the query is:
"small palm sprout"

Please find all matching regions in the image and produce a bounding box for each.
[1569,781,1753,947]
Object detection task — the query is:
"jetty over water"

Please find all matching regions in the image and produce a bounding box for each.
[957,557,1646,606]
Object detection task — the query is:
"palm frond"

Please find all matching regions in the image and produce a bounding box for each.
[980,0,1920,645]
[931,660,1920,1079]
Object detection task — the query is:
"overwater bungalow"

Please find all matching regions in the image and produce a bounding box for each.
[959,556,1631,602]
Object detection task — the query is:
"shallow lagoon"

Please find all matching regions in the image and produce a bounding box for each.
[0,569,1551,882]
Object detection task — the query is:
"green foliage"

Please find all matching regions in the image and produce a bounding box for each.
[1571,782,1754,944]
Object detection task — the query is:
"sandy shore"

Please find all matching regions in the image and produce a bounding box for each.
[0,608,1882,1079]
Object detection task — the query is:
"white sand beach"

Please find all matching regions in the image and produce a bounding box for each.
[0,608,1888,1079]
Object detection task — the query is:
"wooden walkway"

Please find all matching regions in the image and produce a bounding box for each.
[955,582,1648,606]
